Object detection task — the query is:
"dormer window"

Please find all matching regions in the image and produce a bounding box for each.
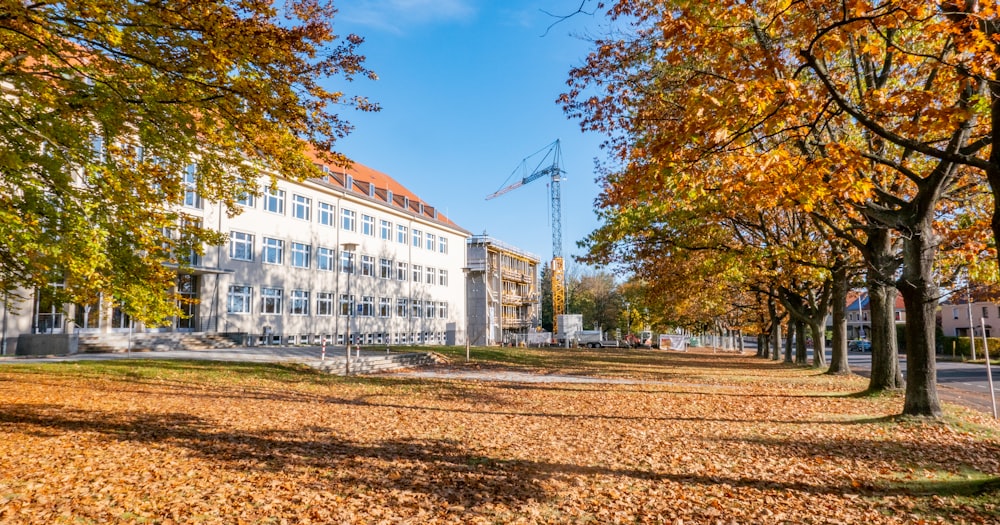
[346,174,353,190]
[387,190,393,203]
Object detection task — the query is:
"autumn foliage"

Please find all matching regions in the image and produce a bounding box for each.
[1,351,999,524]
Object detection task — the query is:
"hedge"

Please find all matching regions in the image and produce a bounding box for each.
[938,336,1000,359]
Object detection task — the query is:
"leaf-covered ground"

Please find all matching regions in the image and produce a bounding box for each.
[1,349,999,524]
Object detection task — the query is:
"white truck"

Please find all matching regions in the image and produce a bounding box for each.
[576,330,620,348]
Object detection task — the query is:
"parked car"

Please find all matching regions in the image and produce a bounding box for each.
[849,339,872,352]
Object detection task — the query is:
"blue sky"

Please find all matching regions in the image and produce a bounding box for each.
[332,1,609,269]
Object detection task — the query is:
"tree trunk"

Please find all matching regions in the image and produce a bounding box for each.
[866,228,904,391]
[772,322,782,360]
[897,218,942,418]
[784,320,795,363]
[810,319,827,368]
[757,333,768,357]
[827,262,851,374]
[795,320,808,364]
[868,280,904,391]
[738,329,745,353]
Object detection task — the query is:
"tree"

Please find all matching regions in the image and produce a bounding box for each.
[0,0,376,325]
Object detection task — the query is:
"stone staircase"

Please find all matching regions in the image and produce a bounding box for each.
[77,332,244,354]
[312,352,448,375]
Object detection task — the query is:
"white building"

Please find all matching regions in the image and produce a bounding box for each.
[4,159,472,351]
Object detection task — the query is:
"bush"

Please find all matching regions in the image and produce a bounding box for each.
[938,336,1000,359]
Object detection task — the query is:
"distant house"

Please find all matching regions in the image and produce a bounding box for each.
[940,299,1000,338]
[827,290,906,339]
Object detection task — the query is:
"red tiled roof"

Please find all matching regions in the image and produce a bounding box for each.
[305,151,464,231]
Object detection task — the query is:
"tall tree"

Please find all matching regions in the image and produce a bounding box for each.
[0,0,377,324]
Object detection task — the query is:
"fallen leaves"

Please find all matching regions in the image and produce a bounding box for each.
[0,351,998,524]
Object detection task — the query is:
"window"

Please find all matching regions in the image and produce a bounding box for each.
[317,247,335,271]
[361,214,375,236]
[380,220,392,240]
[341,250,354,273]
[339,294,354,316]
[425,266,435,285]
[292,194,311,220]
[397,225,408,244]
[396,298,408,317]
[183,164,202,209]
[426,233,435,251]
[318,202,335,226]
[439,269,448,287]
[397,261,408,281]
[380,258,393,279]
[262,237,284,265]
[360,296,375,317]
[264,188,285,214]
[895,311,901,321]
[261,288,282,314]
[425,301,435,318]
[984,306,990,319]
[439,236,447,254]
[412,264,422,282]
[379,297,392,317]
[229,232,254,261]
[361,255,375,277]
[236,179,255,208]
[438,301,448,319]
[953,308,959,320]
[227,285,252,314]
[411,299,422,318]
[317,292,334,316]
[291,242,310,268]
[412,229,422,248]
[290,290,309,315]
[341,208,356,231]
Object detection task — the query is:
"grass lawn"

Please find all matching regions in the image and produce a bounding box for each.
[1,347,998,524]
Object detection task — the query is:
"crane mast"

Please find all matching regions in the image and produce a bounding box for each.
[486,140,566,335]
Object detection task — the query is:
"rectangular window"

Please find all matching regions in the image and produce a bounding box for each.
[339,294,354,316]
[894,311,901,321]
[360,296,374,317]
[318,202,335,226]
[183,164,202,209]
[411,299,422,318]
[341,250,354,273]
[439,236,447,254]
[292,194,311,220]
[261,287,282,314]
[317,292,334,316]
[396,298,408,317]
[397,262,408,281]
[426,233,435,251]
[262,237,284,265]
[291,242,310,268]
[236,179,254,208]
[425,266,435,285]
[439,269,448,287]
[397,225,408,244]
[380,220,392,240]
[379,297,392,317]
[341,208,356,231]
[361,255,375,277]
[317,247,335,271]
[380,258,393,279]
[229,231,254,261]
[412,264,422,282]
[953,308,959,320]
[412,229,422,249]
[984,306,990,319]
[361,214,375,236]
[264,188,285,214]
[425,301,435,318]
[439,301,448,319]
[227,285,252,314]
[290,290,309,315]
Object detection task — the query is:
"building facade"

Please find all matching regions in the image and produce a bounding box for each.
[941,299,1000,338]
[4,159,472,352]
[465,235,540,346]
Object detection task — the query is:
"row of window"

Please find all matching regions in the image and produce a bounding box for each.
[952,306,998,319]
[226,188,449,254]
[229,232,450,285]
[227,285,450,318]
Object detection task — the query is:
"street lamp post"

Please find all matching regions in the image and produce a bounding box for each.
[342,242,358,375]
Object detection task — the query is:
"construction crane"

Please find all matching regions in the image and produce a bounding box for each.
[486,140,565,335]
